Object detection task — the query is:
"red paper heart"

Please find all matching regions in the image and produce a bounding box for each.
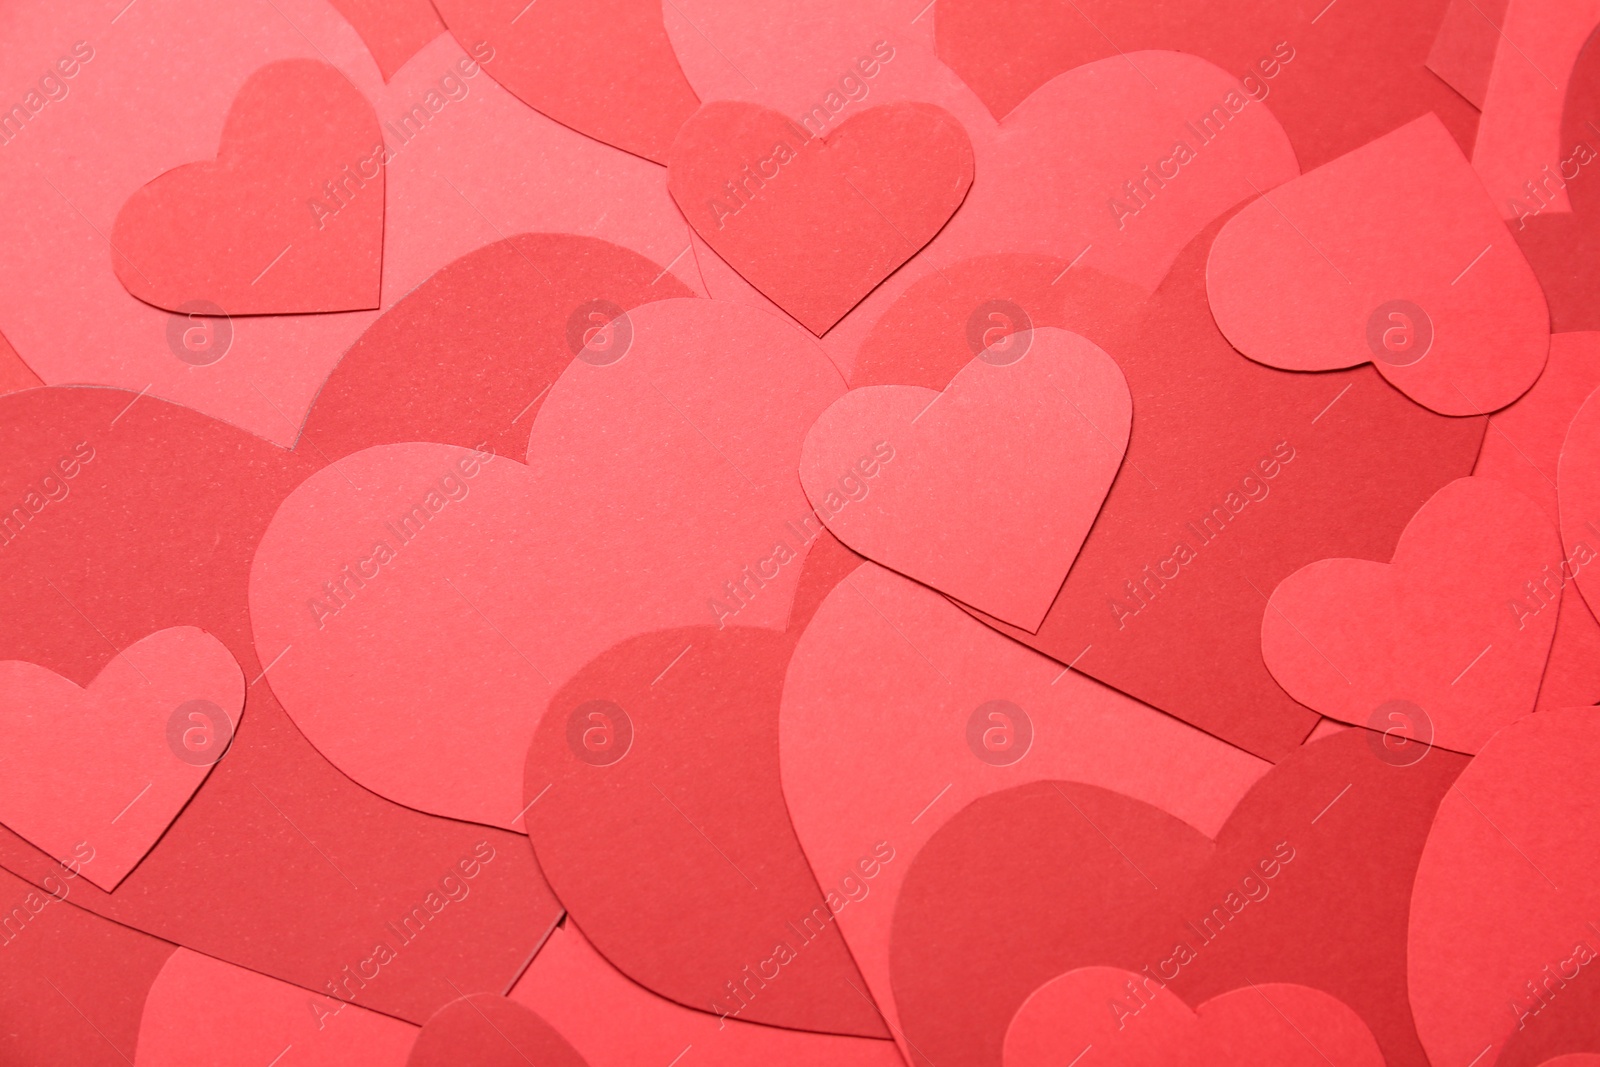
[1409,708,1600,1066]
[1207,115,1549,416]
[669,101,973,335]
[111,59,384,315]
[902,215,1483,761]
[933,0,1476,172]
[1003,968,1382,1067]
[408,993,587,1067]
[0,627,241,892]
[1262,477,1563,754]
[800,329,1129,631]
[432,0,700,163]
[523,533,886,1037]
[251,299,844,827]
[779,561,1269,1049]
[888,728,1468,1066]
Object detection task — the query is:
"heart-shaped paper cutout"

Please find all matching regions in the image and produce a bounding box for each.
[135,948,416,1067]
[328,0,444,82]
[669,100,973,335]
[0,386,558,1025]
[111,59,384,315]
[0,626,242,892]
[407,993,586,1067]
[1409,707,1600,1067]
[888,728,1468,1066]
[780,561,1270,1050]
[251,299,844,826]
[523,533,887,1037]
[800,328,1130,631]
[1003,967,1382,1067]
[933,0,1476,171]
[1208,114,1549,416]
[1262,476,1563,754]
[432,0,700,163]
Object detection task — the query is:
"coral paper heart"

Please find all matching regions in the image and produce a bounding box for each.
[1263,477,1562,754]
[1207,114,1548,415]
[110,58,384,315]
[669,101,973,335]
[800,329,1130,631]
[0,626,243,892]
[1003,968,1382,1067]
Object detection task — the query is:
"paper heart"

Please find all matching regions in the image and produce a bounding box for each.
[1559,384,1600,621]
[920,214,1482,760]
[432,0,699,163]
[0,627,242,892]
[669,101,973,335]
[300,233,694,463]
[523,533,885,1037]
[408,994,587,1067]
[1409,708,1600,1066]
[932,0,1475,171]
[1003,968,1382,1067]
[135,948,416,1067]
[888,728,1468,1066]
[328,0,444,82]
[1515,21,1600,332]
[251,299,844,827]
[111,59,384,315]
[800,328,1129,631]
[0,386,557,1024]
[780,560,1269,1051]
[510,921,907,1067]
[1207,114,1549,416]
[1262,476,1563,754]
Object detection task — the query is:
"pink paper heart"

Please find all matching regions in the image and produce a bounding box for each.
[800,329,1129,630]
[1003,967,1382,1067]
[1207,114,1549,415]
[1262,477,1562,754]
[111,59,384,315]
[250,299,843,827]
[0,627,243,891]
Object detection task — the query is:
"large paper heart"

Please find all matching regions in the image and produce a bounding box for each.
[0,627,241,892]
[1556,385,1600,621]
[887,728,1469,1066]
[1262,476,1562,754]
[800,328,1129,631]
[251,299,844,827]
[433,0,699,163]
[111,59,384,315]
[135,948,416,1067]
[1003,968,1382,1067]
[0,386,557,1024]
[780,561,1269,1049]
[511,921,906,1067]
[669,101,973,335]
[927,214,1483,761]
[1208,114,1549,416]
[523,533,886,1037]
[1409,708,1600,1067]
[933,0,1475,170]
[1516,21,1600,333]
[300,233,694,463]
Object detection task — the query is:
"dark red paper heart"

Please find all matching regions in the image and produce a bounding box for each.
[0,386,559,1024]
[669,100,973,335]
[889,728,1468,1066]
